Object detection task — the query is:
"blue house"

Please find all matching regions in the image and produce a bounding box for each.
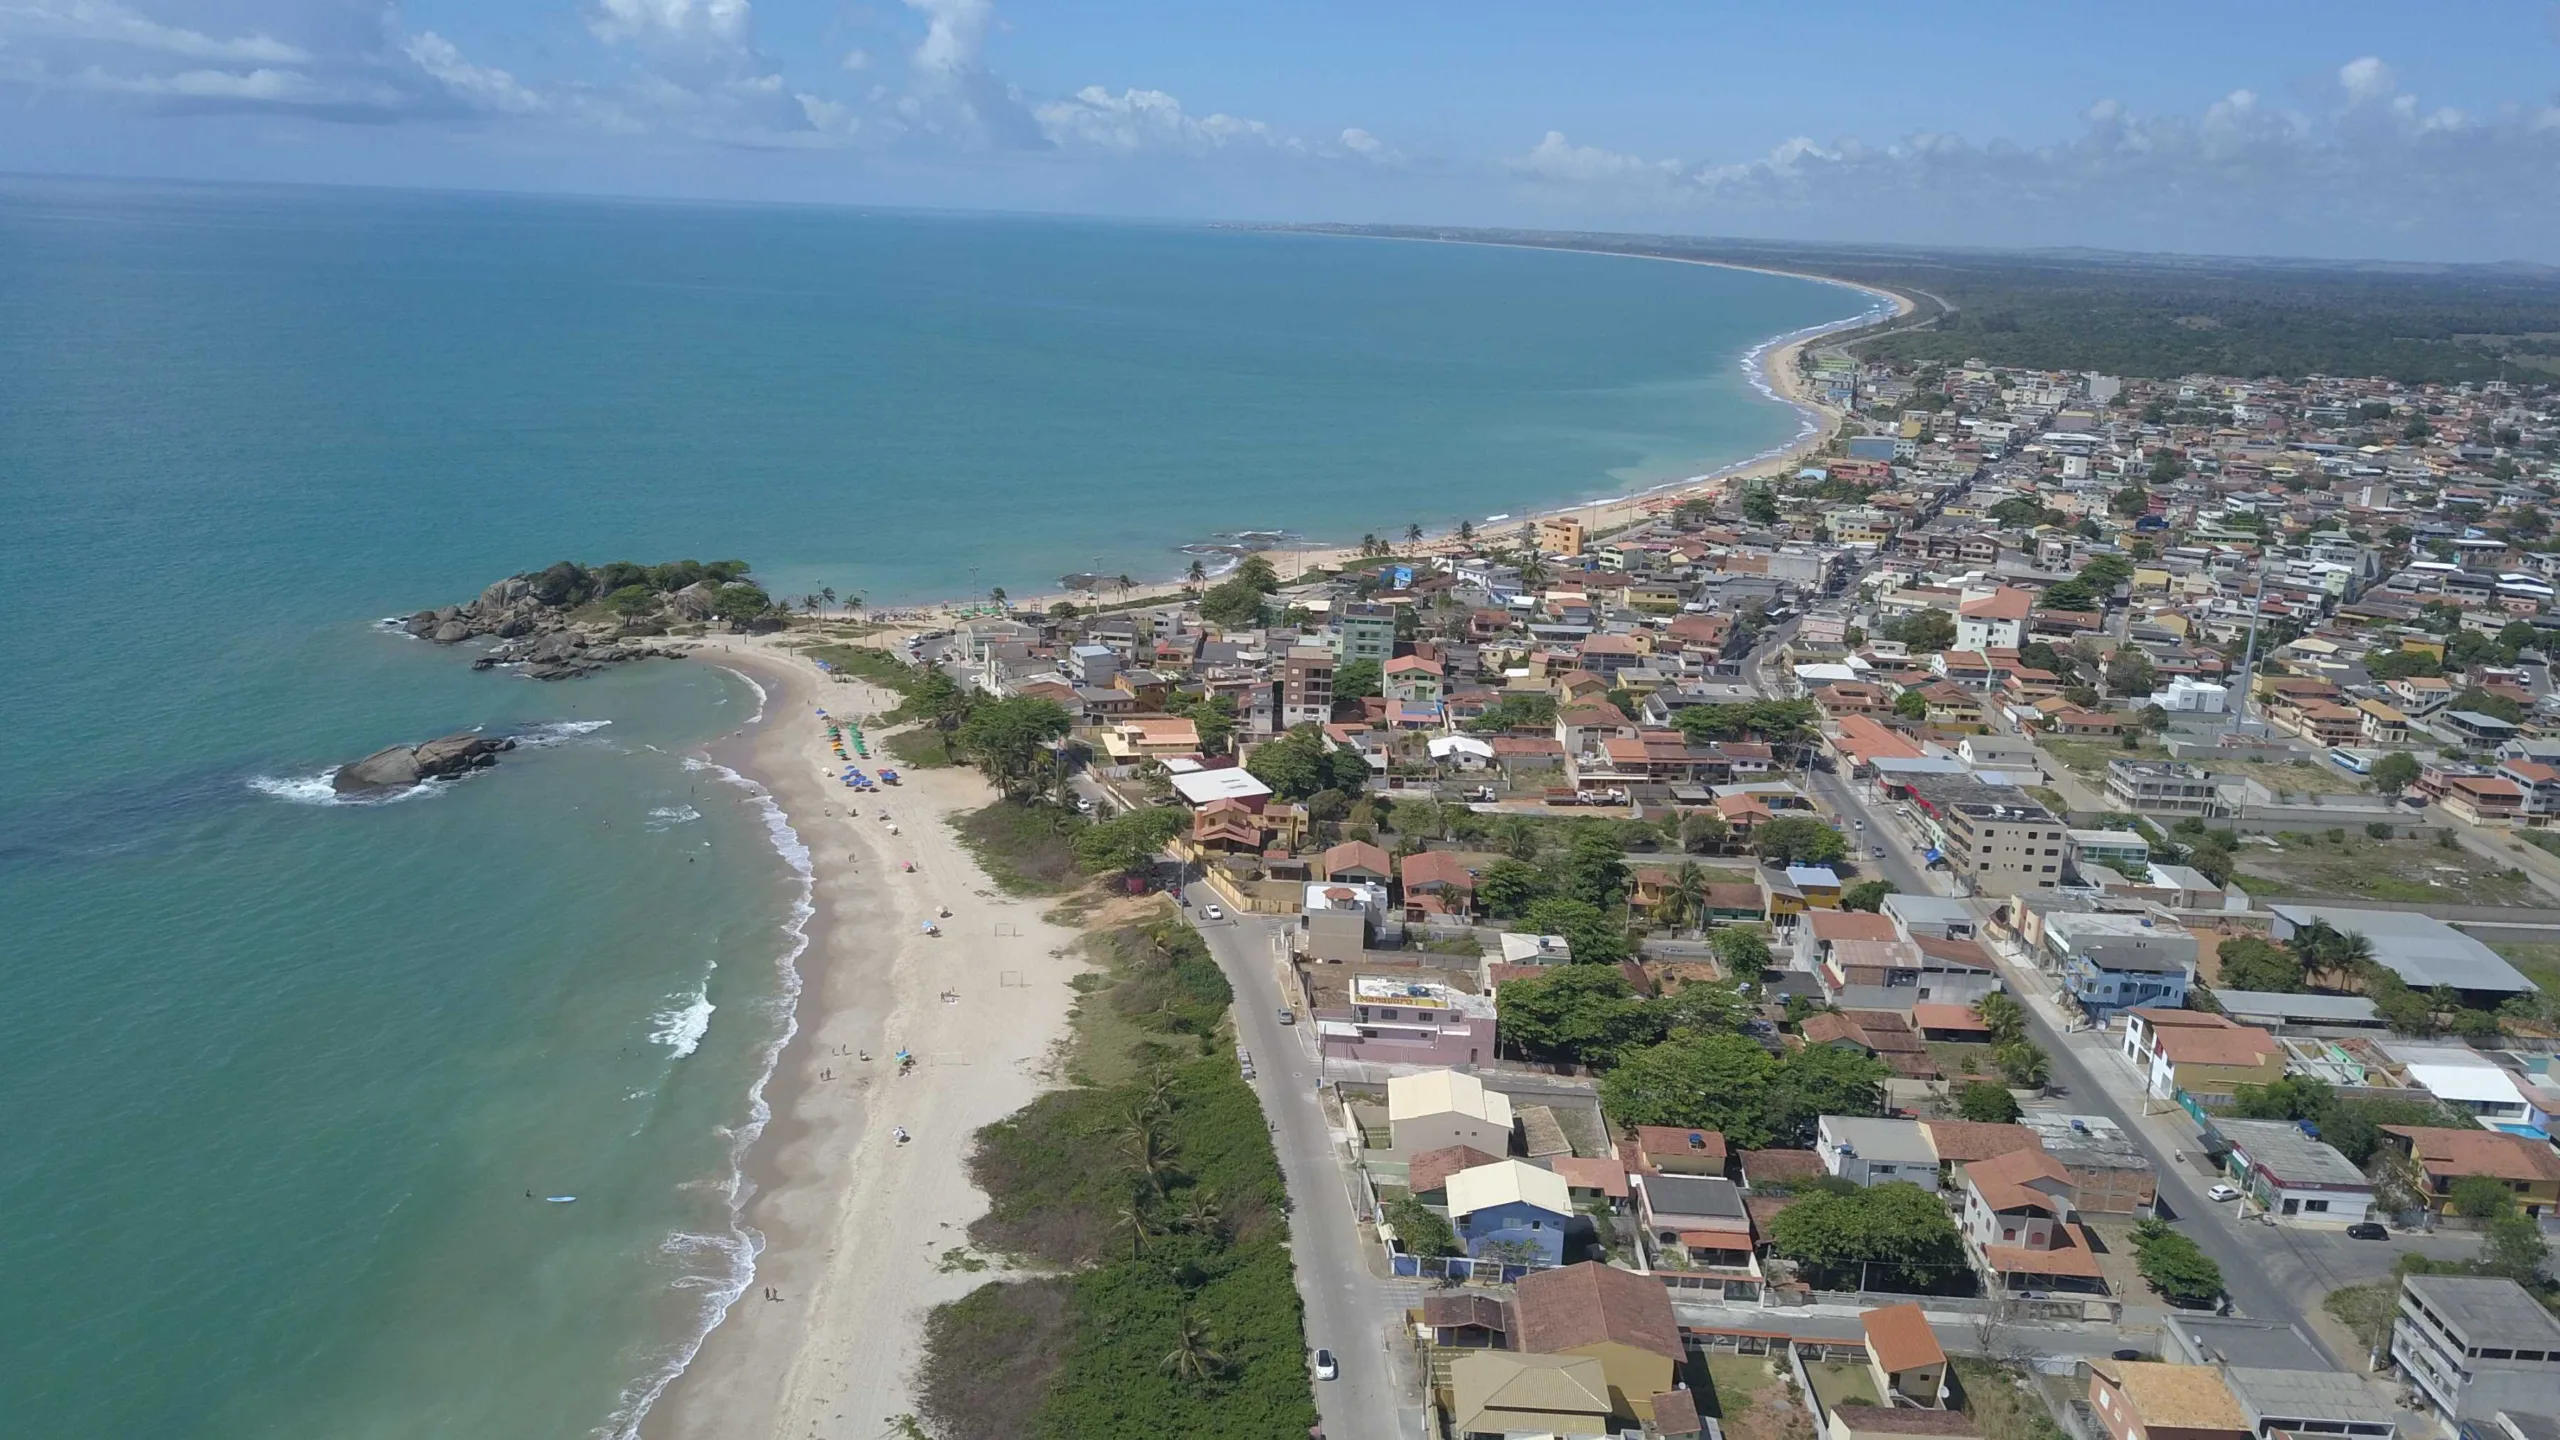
[1446,1159,1576,1268]
[2043,911,2197,1021]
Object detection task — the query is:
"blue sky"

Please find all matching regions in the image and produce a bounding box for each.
[7,1,2560,260]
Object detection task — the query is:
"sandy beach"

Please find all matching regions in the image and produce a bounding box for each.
[974,258,1910,618]
[650,635,1085,1440]
[648,275,1913,1437]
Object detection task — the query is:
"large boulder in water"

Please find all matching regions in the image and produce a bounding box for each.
[413,733,509,778]
[333,745,424,793]
[331,733,510,793]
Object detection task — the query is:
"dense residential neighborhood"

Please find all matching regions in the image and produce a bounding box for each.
[893,357,2560,1440]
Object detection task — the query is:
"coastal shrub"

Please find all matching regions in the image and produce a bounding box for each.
[954,802,1089,894]
[913,1278,1076,1440]
[940,914,1311,1440]
[1072,806,1186,875]
[884,728,957,768]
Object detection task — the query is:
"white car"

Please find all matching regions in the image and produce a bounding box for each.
[2206,1183,2240,1202]
[1312,1348,1338,1381]
[1201,905,1225,921]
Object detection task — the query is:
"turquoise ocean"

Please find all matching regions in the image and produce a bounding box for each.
[0,176,1871,1438]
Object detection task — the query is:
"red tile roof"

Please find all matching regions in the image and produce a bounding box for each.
[1514,1261,1684,1363]
[1861,1303,1947,1374]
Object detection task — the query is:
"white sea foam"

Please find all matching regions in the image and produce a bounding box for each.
[649,990,715,1058]
[645,805,701,829]
[513,719,615,748]
[708,668,769,725]
[245,771,449,806]
[598,755,811,1440]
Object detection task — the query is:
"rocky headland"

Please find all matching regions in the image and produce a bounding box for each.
[401,559,783,680]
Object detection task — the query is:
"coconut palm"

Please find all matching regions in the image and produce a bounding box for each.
[1186,558,1207,587]
[1123,1106,1175,1196]
[1670,861,1709,937]
[1456,519,1475,544]
[820,586,836,609]
[1404,522,1424,551]
[989,586,1008,609]
[1159,1307,1227,1383]
[1974,992,2026,1043]
[1177,1187,1223,1237]
[1113,1186,1157,1260]
[1117,573,1134,599]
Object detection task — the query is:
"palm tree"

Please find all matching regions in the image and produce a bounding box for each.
[820,586,836,609]
[1499,816,1541,862]
[1113,1186,1156,1260]
[989,586,1008,609]
[1123,1106,1175,1196]
[1670,861,1709,937]
[1186,558,1207,588]
[1404,522,1424,551]
[2323,931,2374,990]
[1117,573,1134,599]
[1177,1187,1223,1237]
[1456,519,1474,544]
[1159,1307,1227,1383]
[1358,532,1382,558]
[1974,992,2025,1043]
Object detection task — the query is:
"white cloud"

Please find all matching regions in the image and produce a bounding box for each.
[1500,56,2560,259]
[0,0,308,64]
[841,47,869,72]
[1508,130,1682,184]
[1034,85,1301,153]
[2338,55,2394,105]
[589,0,751,50]
[905,0,991,75]
[402,32,544,116]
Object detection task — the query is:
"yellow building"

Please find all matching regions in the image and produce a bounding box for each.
[1537,515,1588,557]
[1513,1262,1684,1424]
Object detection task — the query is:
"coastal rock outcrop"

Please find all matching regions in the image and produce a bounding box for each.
[332,733,514,794]
[401,559,764,680]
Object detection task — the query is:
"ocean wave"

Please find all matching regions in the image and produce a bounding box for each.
[244,771,450,807]
[649,989,715,1058]
[598,755,812,1440]
[706,668,768,725]
[512,719,614,748]
[645,804,701,829]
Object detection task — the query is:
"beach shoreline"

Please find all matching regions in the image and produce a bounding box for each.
[644,635,1085,1440]
[971,250,1910,617]
[638,262,1911,1436]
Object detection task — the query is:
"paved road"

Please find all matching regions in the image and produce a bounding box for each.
[1803,765,2366,1363]
[1185,892,1426,1440]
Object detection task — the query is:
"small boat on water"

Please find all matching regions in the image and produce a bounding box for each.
[545,1196,577,1204]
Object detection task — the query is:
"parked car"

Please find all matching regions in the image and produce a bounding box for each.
[1278,1006,1295,1025]
[2206,1183,2241,1202]
[2110,1348,2143,1362]
[1201,905,1225,921]
[1311,1349,1338,1381]
[2346,1221,2390,1240]
[1869,846,1887,859]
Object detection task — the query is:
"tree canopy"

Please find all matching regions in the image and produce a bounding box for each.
[1243,725,1364,801]
[1767,1182,1968,1292]
[1754,816,1849,866]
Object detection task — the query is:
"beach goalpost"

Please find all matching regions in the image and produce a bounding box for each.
[999,970,1026,988]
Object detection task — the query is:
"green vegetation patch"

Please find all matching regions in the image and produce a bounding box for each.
[914,913,1314,1440]
[2231,832,2542,907]
[954,801,1091,895]
[885,728,959,768]
[1951,1359,2067,1440]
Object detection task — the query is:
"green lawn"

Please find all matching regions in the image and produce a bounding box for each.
[1805,1360,1882,1413]
[2493,942,2560,995]
[1702,1355,1774,1420]
[1927,1041,1997,1081]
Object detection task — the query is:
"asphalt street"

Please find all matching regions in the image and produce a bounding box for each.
[1185,892,1425,1440]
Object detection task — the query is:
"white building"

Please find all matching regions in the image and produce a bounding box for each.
[2150,676,2230,714]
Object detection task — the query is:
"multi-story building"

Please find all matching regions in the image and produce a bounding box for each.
[1280,644,1334,728]
[1329,602,1397,666]
[2106,759,2223,817]
[2043,911,2197,1020]
[1905,775,2065,897]
[2391,1274,2560,1429]
[2121,1009,2283,1102]
[1321,975,1497,1068]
